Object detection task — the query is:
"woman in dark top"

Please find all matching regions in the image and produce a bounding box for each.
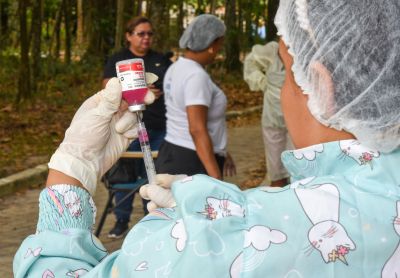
[102,16,172,239]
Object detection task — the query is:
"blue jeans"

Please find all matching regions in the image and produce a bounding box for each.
[114,129,166,222]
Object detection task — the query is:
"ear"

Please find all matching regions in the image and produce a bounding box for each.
[309,62,336,118]
[208,46,214,54]
[125,32,132,42]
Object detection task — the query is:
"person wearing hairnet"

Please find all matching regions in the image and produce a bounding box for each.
[155,14,236,183]
[14,2,400,277]
[243,41,292,187]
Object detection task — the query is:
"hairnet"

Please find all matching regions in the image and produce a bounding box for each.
[275,0,400,152]
[179,14,226,52]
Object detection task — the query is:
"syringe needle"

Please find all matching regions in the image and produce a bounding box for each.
[136,112,157,184]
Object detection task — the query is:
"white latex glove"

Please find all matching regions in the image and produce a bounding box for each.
[48,78,154,195]
[145,72,159,85]
[139,174,187,212]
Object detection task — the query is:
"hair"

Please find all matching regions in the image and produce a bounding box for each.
[124,16,153,47]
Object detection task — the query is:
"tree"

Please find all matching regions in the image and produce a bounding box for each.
[50,2,63,60]
[149,0,169,52]
[224,0,241,72]
[114,0,124,51]
[63,0,72,64]
[17,0,31,103]
[85,0,115,59]
[265,0,279,42]
[243,0,255,49]
[209,0,216,14]
[135,0,143,15]
[196,0,204,14]
[76,0,84,45]
[177,0,184,38]
[0,0,9,50]
[30,0,43,92]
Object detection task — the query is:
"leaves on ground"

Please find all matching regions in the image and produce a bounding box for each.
[240,157,266,189]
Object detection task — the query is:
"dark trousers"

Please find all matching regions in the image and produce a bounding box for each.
[114,129,166,222]
[155,140,225,176]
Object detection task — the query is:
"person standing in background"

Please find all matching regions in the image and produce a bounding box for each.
[102,16,172,238]
[243,41,292,187]
[156,14,236,181]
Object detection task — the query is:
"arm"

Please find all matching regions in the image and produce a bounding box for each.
[187,105,222,180]
[243,43,278,92]
[243,52,268,92]
[13,78,144,277]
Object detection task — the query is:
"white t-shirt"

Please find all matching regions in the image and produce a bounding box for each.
[163,57,227,155]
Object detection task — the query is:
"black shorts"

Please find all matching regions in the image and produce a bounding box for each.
[155,140,225,176]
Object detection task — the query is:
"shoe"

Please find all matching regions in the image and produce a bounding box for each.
[108,220,129,239]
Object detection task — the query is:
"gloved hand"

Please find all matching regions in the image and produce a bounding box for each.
[139,174,187,212]
[48,78,154,195]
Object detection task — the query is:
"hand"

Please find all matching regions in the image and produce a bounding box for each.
[145,72,162,99]
[47,78,154,195]
[139,174,187,212]
[223,152,236,177]
[148,84,163,99]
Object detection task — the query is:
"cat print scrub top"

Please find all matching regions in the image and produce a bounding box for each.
[14,140,400,277]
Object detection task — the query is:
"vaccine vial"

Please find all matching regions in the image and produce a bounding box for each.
[116,58,148,112]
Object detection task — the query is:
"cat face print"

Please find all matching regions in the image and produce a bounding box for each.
[200,197,245,220]
[339,140,380,167]
[308,220,355,264]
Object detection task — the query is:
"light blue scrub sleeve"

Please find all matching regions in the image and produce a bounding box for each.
[13,185,108,278]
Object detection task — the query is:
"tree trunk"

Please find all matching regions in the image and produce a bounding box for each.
[31,0,42,93]
[17,0,31,103]
[149,0,169,52]
[266,0,279,42]
[146,0,152,18]
[224,0,241,72]
[237,0,243,48]
[76,0,83,45]
[136,0,143,15]
[254,0,262,40]
[196,0,204,14]
[84,0,116,59]
[209,0,216,14]
[64,0,71,64]
[0,0,9,49]
[114,0,124,51]
[85,0,103,58]
[177,0,184,38]
[50,1,63,59]
[244,0,254,49]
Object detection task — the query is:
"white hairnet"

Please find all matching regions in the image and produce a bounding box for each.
[275,0,400,152]
[179,14,226,52]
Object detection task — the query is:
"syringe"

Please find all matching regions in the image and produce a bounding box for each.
[135,112,157,184]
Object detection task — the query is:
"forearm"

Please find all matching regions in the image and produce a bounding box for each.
[191,129,222,179]
[46,169,85,189]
